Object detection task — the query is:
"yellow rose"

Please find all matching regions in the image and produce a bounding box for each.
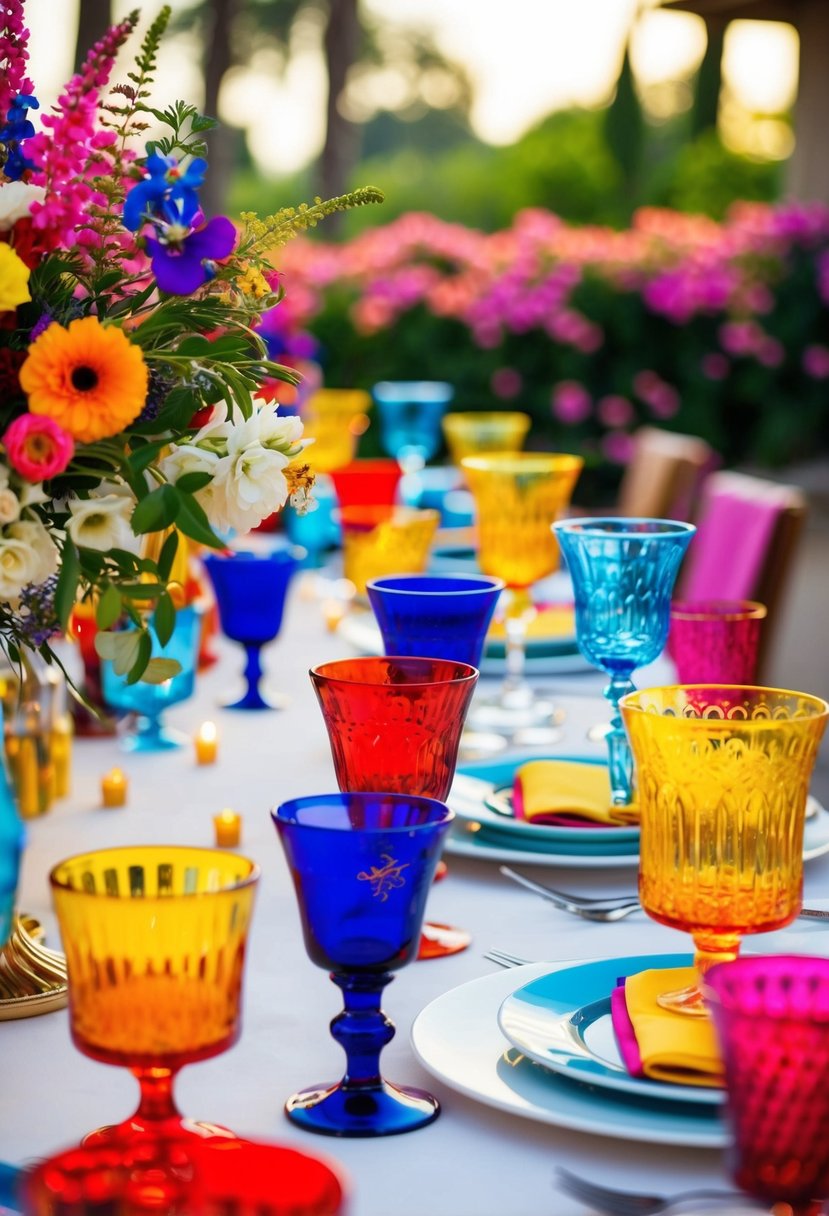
[0,243,31,312]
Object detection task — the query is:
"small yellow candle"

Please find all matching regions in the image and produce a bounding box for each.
[195,720,219,765]
[213,808,241,848]
[52,714,73,798]
[101,767,127,808]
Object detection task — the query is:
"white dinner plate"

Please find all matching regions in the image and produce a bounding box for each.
[497,952,723,1107]
[411,960,727,1148]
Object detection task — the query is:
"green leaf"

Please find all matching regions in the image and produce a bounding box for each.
[175,335,213,356]
[126,630,153,684]
[174,470,212,494]
[173,492,224,548]
[131,484,179,534]
[95,630,142,676]
[153,592,176,647]
[141,657,182,684]
[55,542,81,628]
[157,530,179,582]
[96,585,122,630]
[127,438,170,476]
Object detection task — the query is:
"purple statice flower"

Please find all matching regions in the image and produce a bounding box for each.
[145,215,237,295]
[138,367,176,423]
[18,575,61,648]
[29,310,54,341]
[122,151,206,232]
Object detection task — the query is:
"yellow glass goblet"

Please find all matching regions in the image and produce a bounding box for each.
[340,505,440,596]
[301,389,372,474]
[621,685,829,1016]
[460,452,583,735]
[50,845,259,1147]
[443,411,531,466]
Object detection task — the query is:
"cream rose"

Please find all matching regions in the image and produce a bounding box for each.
[201,445,290,534]
[66,494,137,553]
[0,537,44,601]
[6,519,59,584]
[0,181,45,231]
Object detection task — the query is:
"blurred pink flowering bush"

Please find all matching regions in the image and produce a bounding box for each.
[278,202,829,495]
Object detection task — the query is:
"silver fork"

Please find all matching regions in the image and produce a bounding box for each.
[499,867,642,921]
[555,1167,764,1215]
[484,948,533,968]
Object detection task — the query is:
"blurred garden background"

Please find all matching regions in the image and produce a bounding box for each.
[42,0,829,504]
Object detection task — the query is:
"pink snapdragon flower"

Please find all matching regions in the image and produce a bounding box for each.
[3,413,74,481]
[0,0,34,122]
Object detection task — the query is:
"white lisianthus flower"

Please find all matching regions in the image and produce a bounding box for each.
[159,443,222,485]
[0,537,45,600]
[0,487,20,525]
[236,404,308,458]
[203,445,290,534]
[7,518,59,583]
[0,181,45,232]
[66,494,138,553]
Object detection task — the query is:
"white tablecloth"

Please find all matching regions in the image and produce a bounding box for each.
[5,575,829,1216]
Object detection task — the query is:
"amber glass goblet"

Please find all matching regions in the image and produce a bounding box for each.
[50,846,259,1148]
[621,685,829,1016]
[442,411,531,466]
[301,388,371,474]
[460,452,583,735]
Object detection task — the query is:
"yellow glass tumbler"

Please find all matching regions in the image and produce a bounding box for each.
[621,685,829,1015]
[301,389,371,474]
[443,411,531,466]
[50,845,259,1144]
[340,505,440,596]
[460,452,583,735]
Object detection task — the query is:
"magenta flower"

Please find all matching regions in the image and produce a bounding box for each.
[4,413,74,482]
[491,367,523,399]
[803,344,829,379]
[597,395,634,428]
[551,380,591,425]
[144,216,237,295]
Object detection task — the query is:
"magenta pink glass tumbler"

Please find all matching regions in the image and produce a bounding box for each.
[705,955,829,1215]
[668,600,766,684]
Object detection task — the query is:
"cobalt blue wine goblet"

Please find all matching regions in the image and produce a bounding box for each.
[203,546,302,711]
[372,381,454,507]
[552,518,696,805]
[366,573,504,667]
[101,605,202,752]
[272,791,454,1137]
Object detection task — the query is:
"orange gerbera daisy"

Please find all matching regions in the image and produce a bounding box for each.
[19,316,149,444]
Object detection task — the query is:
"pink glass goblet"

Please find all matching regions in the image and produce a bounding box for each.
[668,600,767,684]
[705,955,829,1215]
[309,656,478,960]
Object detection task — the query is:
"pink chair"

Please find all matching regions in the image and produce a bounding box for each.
[677,470,808,680]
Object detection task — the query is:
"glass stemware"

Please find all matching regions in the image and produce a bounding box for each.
[622,685,829,1016]
[300,388,372,475]
[668,599,767,684]
[49,846,259,1152]
[203,546,302,710]
[366,574,504,666]
[272,791,454,1137]
[67,602,117,737]
[309,656,477,960]
[339,506,440,597]
[372,380,454,506]
[100,605,202,751]
[460,452,583,735]
[329,458,402,511]
[442,410,531,465]
[553,518,695,804]
[704,956,829,1216]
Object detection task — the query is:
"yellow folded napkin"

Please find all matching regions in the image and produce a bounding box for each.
[513,759,639,826]
[621,967,723,1088]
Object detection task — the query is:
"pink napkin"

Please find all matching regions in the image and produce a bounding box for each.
[682,475,787,601]
[611,979,645,1076]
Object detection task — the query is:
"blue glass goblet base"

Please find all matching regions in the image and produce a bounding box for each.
[121,716,190,752]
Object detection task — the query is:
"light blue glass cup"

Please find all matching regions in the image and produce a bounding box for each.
[101,605,202,751]
[0,704,24,948]
[552,518,696,805]
[372,381,454,507]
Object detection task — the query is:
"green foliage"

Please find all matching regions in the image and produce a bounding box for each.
[651,129,780,218]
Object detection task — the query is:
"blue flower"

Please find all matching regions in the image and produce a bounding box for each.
[0,93,40,181]
[145,215,237,295]
[122,151,207,232]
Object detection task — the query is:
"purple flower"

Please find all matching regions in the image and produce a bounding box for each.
[551,380,591,425]
[123,151,206,231]
[145,216,237,295]
[803,344,829,379]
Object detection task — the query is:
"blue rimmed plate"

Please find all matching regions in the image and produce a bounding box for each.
[497,952,723,1107]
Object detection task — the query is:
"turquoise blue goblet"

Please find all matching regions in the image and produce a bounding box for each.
[101,605,202,751]
[0,704,23,947]
[372,381,454,507]
[204,545,302,710]
[272,791,453,1138]
[552,518,695,805]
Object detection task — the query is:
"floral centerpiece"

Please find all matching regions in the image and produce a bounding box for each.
[0,3,381,682]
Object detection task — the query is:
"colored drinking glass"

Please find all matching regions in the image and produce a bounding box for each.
[0,702,23,949]
[461,452,583,734]
[442,410,531,465]
[67,602,117,737]
[283,473,340,566]
[300,388,371,474]
[100,606,201,751]
[622,686,829,1015]
[372,381,454,506]
[668,599,766,684]
[204,546,301,710]
[50,845,259,1156]
[366,574,504,668]
[339,505,439,596]
[553,518,695,804]
[329,458,402,510]
[272,791,453,1137]
[705,955,829,1215]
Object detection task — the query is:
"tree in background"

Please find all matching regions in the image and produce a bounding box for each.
[74,0,113,72]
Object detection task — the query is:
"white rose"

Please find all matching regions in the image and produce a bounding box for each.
[202,445,290,534]
[228,405,307,458]
[0,181,45,232]
[159,443,221,485]
[0,537,43,601]
[0,488,20,525]
[6,519,59,583]
[66,494,138,553]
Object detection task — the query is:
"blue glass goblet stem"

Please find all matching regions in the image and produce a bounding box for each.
[204,546,302,711]
[366,574,504,668]
[372,381,454,507]
[272,791,454,1137]
[553,518,696,805]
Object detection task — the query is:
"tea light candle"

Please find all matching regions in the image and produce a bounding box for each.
[214,808,241,848]
[52,714,73,798]
[101,767,127,808]
[194,720,219,765]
